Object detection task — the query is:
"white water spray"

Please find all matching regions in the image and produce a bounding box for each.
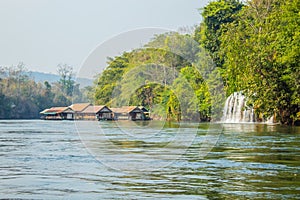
[222,92,256,123]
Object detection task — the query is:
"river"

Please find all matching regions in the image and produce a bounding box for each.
[0,120,299,199]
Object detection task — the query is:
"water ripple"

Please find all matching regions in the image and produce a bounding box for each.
[0,120,299,199]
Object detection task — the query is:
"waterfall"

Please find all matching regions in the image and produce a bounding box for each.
[265,115,274,124]
[222,92,256,123]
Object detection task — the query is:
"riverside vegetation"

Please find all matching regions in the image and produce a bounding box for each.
[0,63,92,119]
[0,0,299,125]
[94,0,299,125]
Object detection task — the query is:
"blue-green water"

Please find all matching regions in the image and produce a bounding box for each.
[0,120,299,199]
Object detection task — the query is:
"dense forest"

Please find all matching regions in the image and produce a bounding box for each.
[0,63,91,119]
[0,0,298,125]
[93,0,299,125]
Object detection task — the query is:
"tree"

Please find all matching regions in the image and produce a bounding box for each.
[0,64,50,118]
[57,64,75,96]
[94,54,130,105]
[198,0,243,68]
[220,0,300,125]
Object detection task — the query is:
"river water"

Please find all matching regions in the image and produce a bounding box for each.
[0,120,299,199]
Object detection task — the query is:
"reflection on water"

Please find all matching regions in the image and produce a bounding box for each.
[0,120,299,199]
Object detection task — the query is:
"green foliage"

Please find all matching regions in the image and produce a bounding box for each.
[198,0,243,68]
[180,66,210,121]
[0,63,92,119]
[0,63,49,118]
[219,0,300,125]
[57,64,75,96]
[93,32,218,121]
[94,54,129,105]
[91,0,298,125]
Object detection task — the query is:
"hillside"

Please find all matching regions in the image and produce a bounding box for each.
[28,71,93,88]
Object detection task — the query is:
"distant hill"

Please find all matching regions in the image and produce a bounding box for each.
[28,71,94,88]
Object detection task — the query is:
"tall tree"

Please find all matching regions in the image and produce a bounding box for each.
[198,0,243,68]
[220,0,300,125]
[57,64,75,96]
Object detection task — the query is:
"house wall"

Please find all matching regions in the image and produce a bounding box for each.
[114,113,129,120]
[98,112,113,120]
[82,114,97,120]
[44,114,62,120]
[41,106,151,121]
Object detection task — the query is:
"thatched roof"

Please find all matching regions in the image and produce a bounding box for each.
[110,106,140,114]
[81,105,111,114]
[40,107,73,114]
[69,103,91,112]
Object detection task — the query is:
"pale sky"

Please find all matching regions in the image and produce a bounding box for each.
[0,0,208,78]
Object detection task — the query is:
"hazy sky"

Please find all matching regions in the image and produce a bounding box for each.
[0,0,208,78]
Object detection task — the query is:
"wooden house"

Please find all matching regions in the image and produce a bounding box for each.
[111,106,150,120]
[80,105,113,120]
[69,103,91,120]
[40,103,150,121]
[139,106,151,120]
[40,107,74,120]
